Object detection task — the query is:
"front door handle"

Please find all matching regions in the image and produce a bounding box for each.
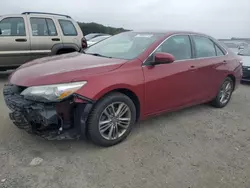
[52,38,60,41]
[15,38,27,42]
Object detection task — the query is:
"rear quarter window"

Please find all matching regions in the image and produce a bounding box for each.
[215,45,225,56]
[58,19,77,36]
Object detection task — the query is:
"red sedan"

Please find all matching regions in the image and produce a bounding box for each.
[4,31,242,146]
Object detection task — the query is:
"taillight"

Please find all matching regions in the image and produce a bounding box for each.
[81,37,87,49]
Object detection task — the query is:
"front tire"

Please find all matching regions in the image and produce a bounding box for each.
[211,77,234,108]
[87,92,136,147]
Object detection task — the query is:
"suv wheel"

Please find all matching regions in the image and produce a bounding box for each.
[87,92,136,147]
[211,77,234,108]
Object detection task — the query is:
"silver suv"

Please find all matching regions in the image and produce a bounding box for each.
[0,12,86,71]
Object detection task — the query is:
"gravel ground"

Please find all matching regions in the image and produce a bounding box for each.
[0,73,250,188]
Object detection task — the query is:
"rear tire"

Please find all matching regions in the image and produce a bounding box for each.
[211,77,234,108]
[87,92,136,147]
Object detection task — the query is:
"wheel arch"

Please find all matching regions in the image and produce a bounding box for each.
[51,43,80,55]
[93,87,141,122]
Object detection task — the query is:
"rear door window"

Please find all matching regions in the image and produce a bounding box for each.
[58,20,77,36]
[0,17,26,36]
[192,36,216,58]
[46,19,57,36]
[30,18,57,36]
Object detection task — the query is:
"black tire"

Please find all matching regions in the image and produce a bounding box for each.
[87,92,136,147]
[211,77,234,108]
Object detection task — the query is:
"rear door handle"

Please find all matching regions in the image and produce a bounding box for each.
[15,38,27,42]
[189,65,196,69]
[52,38,60,41]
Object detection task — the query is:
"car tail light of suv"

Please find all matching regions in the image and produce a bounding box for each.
[82,37,88,49]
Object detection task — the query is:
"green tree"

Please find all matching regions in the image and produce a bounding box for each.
[77,22,129,35]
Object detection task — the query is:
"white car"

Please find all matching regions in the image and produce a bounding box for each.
[238,47,250,82]
[87,35,111,46]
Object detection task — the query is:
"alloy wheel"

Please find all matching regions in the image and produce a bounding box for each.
[98,102,131,140]
[219,80,233,104]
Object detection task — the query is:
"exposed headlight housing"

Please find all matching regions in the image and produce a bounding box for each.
[21,81,87,102]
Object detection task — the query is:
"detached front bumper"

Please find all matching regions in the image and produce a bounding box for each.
[3,84,93,140]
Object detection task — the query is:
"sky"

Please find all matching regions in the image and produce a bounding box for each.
[1,0,249,38]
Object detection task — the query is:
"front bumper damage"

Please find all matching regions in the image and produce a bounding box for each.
[3,84,93,140]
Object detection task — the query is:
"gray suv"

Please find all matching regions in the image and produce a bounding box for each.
[0,12,86,71]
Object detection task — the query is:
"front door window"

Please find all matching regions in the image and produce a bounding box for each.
[0,17,26,36]
[156,35,192,61]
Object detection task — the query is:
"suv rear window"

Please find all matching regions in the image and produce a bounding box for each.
[59,20,77,36]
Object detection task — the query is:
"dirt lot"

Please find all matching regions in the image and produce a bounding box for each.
[0,73,250,188]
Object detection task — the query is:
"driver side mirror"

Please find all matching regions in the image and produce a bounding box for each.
[150,52,175,66]
[0,28,2,35]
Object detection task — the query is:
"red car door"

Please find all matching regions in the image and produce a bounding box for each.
[190,35,228,101]
[142,35,201,115]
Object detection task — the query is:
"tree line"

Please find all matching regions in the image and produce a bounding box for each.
[78,22,129,35]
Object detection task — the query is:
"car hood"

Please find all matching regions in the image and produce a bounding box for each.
[241,56,250,67]
[9,52,127,86]
[87,41,96,47]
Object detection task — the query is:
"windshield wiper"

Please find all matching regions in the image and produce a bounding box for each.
[86,53,112,58]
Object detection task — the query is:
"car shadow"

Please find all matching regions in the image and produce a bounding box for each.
[1,101,215,157]
[241,81,250,86]
[133,104,209,130]
[44,103,210,151]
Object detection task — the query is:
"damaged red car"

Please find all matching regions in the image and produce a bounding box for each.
[4,31,242,146]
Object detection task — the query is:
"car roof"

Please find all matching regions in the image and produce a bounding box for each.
[86,33,110,36]
[0,14,23,17]
[1,13,72,19]
[95,35,111,38]
[128,30,210,37]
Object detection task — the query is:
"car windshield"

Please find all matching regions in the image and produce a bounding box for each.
[85,32,164,60]
[85,33,100,40]
[89,35,110,42]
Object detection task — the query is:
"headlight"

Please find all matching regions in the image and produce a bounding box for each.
[21,81,87,102]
